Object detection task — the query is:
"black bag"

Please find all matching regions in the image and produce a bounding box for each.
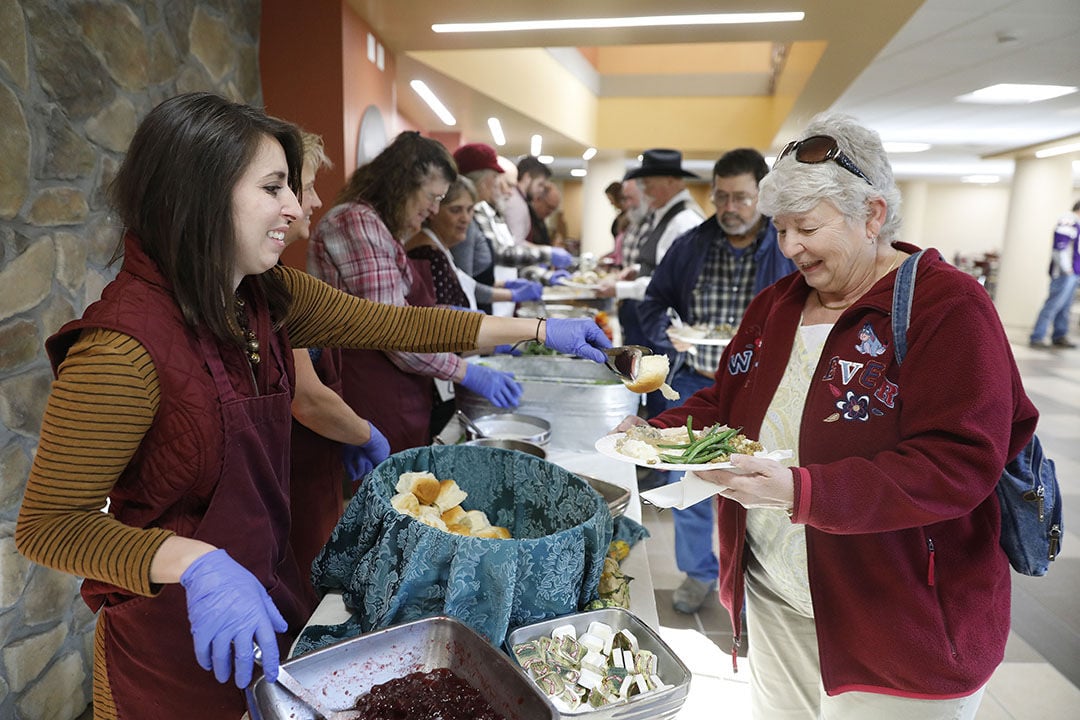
[892,250,1063,576]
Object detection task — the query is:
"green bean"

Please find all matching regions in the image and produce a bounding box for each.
[686,416,696,443]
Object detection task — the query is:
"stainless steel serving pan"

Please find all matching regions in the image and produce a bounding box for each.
[466,412,552,446]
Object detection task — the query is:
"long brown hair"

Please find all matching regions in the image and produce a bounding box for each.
[334,131,457,238]
[109,92,302,341]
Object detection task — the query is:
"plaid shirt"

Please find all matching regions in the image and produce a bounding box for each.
[307,201,463,380]
[689,229,759,374]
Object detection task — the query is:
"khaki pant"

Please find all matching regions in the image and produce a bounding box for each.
[744,571,986,720]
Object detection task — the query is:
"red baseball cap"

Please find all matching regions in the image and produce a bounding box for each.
[453,143,505,175]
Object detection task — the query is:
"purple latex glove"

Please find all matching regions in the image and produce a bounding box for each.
[460,363,523,408]
[180,549,287,688]
[342,423,391,484]
[546,269,571,286]
[494,344,523,356]
[543,318,611,363]
[548,247,574,269]
[506,279,543,302]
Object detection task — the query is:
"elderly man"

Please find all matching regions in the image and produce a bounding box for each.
[529,182,562,246]
[640,148,797,613]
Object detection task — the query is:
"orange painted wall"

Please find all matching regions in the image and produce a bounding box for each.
[260,1,399,270]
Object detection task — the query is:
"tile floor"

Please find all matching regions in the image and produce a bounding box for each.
[641,325,1080,718]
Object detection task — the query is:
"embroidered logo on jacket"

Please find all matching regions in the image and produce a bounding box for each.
[821,322,897,423]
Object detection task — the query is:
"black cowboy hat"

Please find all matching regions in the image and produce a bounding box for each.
[624,148,700,180]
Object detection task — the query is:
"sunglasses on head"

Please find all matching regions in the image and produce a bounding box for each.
[778,135,873,185]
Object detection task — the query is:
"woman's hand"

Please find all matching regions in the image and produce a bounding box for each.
[459,364,523,408]
[612,415,648,434]
[542,318,611,363]
[665,327,693,353]
[697,454,795,512]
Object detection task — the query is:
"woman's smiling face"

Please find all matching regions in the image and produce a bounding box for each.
[231,134,301,288]
[773,199,873,295]
[428,189,475,247]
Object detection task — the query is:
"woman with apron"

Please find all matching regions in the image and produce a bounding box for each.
[14,92,611,719]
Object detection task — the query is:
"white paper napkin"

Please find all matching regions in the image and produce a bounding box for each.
[639,450,793,509]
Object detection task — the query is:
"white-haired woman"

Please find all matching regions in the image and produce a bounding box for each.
[615,113,1037,718]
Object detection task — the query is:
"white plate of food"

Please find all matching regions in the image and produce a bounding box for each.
[542,285,596,301]
[668,324,737,347]
[594,424,789,472]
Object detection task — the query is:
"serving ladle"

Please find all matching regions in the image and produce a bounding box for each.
[603,345,652,384]
[253,643,362,720]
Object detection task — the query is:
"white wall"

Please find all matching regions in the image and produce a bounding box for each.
[898,181,1011,261]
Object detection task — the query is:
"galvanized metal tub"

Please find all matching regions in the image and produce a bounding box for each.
[457,356,640,453]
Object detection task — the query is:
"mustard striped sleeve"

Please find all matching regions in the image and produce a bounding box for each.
[279,265,483,352]
[15,329,172,597]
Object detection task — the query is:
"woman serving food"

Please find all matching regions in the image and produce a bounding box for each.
[614,113,1037,718]
[14,92,610,720]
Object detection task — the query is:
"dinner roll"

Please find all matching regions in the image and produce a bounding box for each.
[623,355,670,394]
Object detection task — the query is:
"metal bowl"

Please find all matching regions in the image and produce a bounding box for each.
[576,474,631,518]
[466,412,552,446]
[464,437,547,459]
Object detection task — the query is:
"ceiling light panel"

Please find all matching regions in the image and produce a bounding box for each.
[955,83,1077,105]
[409,80,456,126]
[487,117,506,146]
[432,12,804,34]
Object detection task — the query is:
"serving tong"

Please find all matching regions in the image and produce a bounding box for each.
[254,643,363,720]
[603,345,652,384]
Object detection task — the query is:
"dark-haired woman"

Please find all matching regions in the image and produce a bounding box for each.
[14,92,610,720]
[308,132,524,452]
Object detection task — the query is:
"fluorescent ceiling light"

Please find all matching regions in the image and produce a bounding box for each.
[1035,141,1080,158]
[433,12,804,33]
[955,83,1077,105]
[883,142,931,154]
[570,168,587,177]
[961,175,1000,184]
[409,80,456,125]
[582,147,597,161]
[538,155,554,164]
[487,117,506,146]
[530,134,543,156]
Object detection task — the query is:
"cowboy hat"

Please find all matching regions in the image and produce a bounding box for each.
[624,148,699,180]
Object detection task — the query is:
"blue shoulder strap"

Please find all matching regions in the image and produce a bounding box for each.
[891,249,930,365]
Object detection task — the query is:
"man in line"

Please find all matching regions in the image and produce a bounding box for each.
[1029,199,1080,349]
[503,155,553,245]
[529,182,562,246]
[639,148,797,613]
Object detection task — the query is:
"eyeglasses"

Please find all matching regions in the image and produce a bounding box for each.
[422,190,446,206]
[777,135,873,185]
[711,191,757,208]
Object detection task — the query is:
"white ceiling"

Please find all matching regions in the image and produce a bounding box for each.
[349,0,1080,183]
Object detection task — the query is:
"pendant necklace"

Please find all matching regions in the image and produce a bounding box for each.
[234,295,261,367]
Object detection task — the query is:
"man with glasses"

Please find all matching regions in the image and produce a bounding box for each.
[639,148,796,614]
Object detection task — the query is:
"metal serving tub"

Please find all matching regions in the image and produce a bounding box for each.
[578,474,631,519]
[466,412,552,446]
[464,437,547,458]
[249,616,555,720]
[506,607,691,719]
[458,356,640,453]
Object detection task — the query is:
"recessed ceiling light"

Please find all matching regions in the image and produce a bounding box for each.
[1035,141,1080,159]
[487,117,506,146]
[409,80,456,125]
[961,175,1000,184]
[570,168,587,177]
[582,147,598,161]
[538,155,554,164]
[955,83,1077,105]
[432,12,804,34]
[530,135,543,156]
[883,142,931,153]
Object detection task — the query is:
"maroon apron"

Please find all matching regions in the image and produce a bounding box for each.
[101,315,316,719]
[339,258,440,453]
[289,347,348,580]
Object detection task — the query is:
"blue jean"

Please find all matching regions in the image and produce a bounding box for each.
[1031,273,1078,343]
[666,365,719,584]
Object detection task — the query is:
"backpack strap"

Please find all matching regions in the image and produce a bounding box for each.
[891,249,931,365]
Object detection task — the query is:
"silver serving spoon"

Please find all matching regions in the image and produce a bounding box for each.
[455,409,486,439]
[603,345,652,383]
[253,643,362,720]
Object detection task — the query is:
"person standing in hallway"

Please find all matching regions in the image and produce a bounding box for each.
[639,148,797,613]
[503,154,553,245]
[1029,199,1080,349]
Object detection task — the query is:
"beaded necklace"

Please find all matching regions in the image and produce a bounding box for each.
[234,295,260,367]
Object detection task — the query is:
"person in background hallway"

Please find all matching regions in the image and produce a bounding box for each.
[284,130,390,583]
[14,92,611,720]
[606,180,629,239]
[503,154,553,244]
[1029,199,1079,349]
[307,131,524,451]
[639,148,797,613]
[529,181,562,246]
[615,113,1035,719]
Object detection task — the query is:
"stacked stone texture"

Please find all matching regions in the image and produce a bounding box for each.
[0,1,260,717]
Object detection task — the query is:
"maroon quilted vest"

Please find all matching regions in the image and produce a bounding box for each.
[46,234,294,547]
